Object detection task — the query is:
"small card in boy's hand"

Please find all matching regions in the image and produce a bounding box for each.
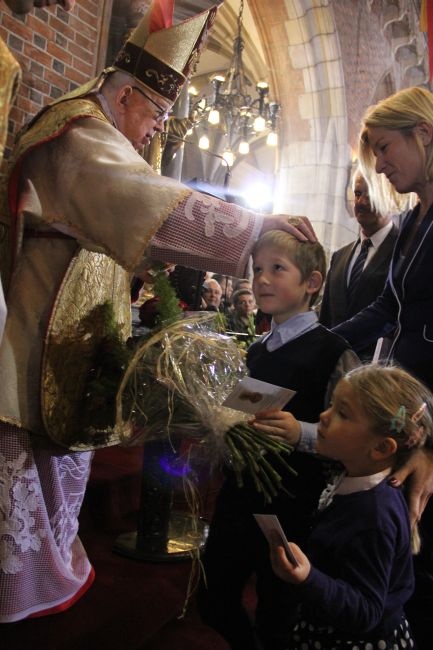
[254,514,299,567]
[222,376,296,415]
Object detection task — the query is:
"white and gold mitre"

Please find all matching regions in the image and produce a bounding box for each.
[110,0,218,104]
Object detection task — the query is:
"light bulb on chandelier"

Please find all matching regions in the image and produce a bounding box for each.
[222,149,235,167]
[208,109,220,125]
[238,140,249,155]
[253,115,266,132]
[199,134,210,150]
[266,131,278,147]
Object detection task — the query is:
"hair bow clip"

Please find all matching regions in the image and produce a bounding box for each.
[390,405,406,434]
[411,402,427,424]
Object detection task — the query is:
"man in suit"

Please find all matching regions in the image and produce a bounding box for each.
[320,168,399,359]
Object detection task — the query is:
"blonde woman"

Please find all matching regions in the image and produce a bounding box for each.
[335,86,433,649]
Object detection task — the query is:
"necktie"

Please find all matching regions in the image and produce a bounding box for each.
[348,238,372,300]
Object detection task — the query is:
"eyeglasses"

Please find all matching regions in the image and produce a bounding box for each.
[131,86,170,123]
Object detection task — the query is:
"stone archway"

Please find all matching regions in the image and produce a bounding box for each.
[249,0,352,251]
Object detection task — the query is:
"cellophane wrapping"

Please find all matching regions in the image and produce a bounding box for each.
[115,312,295,502]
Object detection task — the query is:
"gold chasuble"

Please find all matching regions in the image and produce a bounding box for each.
[0,83,191,451]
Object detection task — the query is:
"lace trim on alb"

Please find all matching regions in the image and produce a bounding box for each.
[0,450,46,574]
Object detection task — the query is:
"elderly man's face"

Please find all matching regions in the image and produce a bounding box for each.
[116,85,170,151]
[203,281,222,309]
[4,0,75,13]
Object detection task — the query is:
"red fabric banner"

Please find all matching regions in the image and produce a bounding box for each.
[421,0,433,81]
[149,0,175,33]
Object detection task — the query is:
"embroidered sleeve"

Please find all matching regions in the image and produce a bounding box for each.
[18,119,264,278]
[149,190,263,278]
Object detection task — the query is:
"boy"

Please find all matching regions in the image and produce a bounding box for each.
[197,231,359,650]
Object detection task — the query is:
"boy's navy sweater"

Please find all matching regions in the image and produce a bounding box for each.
[247,325,349,422]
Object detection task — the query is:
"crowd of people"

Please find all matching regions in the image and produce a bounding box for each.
[2,2,433,650]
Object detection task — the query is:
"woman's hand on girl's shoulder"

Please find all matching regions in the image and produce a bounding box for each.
[389,448,433,525]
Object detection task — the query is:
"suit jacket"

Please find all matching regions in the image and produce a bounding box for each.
[334,206,433,390]
[320,224,399,328]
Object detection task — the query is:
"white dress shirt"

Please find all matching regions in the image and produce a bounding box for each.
[346,220,394,285]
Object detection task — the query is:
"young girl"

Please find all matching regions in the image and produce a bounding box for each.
[268,364,433,650]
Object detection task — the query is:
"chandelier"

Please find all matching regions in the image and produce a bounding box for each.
[188,0,280,168]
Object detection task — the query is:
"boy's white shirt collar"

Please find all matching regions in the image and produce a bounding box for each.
[263,311,318,352]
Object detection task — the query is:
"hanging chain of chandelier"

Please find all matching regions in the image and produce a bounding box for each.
[187,0,280,168]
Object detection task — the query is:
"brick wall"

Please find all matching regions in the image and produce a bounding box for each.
[1,1,102,159]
